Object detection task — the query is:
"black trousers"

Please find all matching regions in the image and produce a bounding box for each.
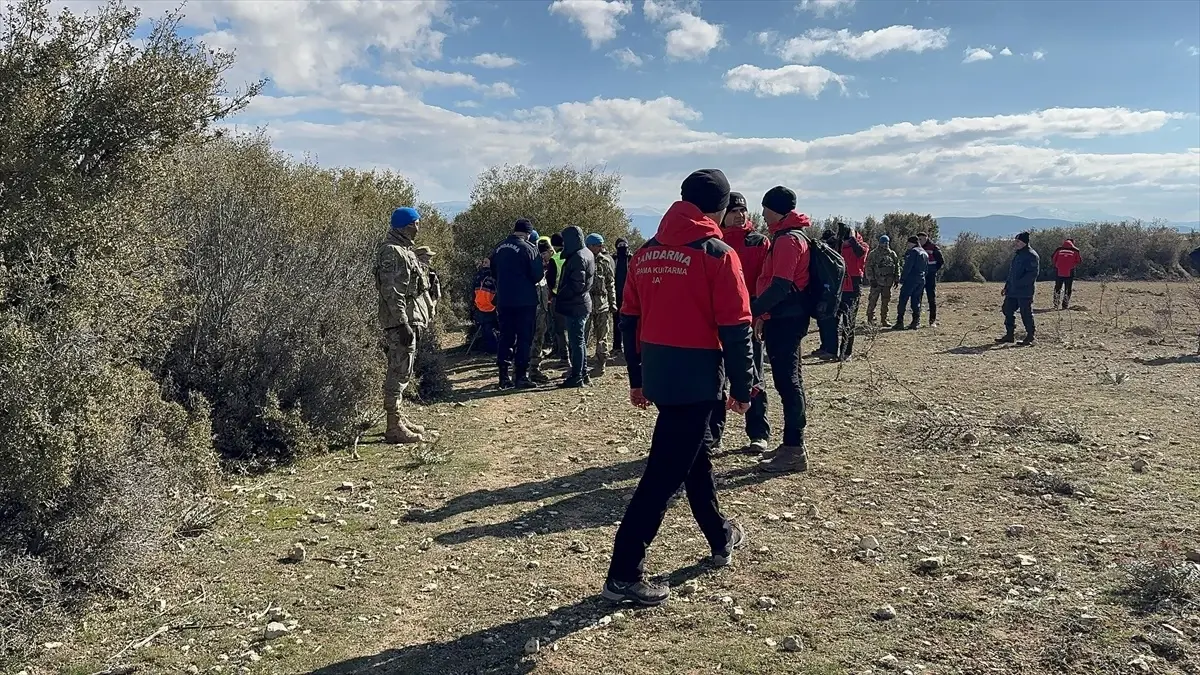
[1002,297,1035,338]
[607,400,732,583]
[896,284,922,326]
[496,305,536,373]
[837,289,861,358]
[924,275,938,323]
[1053,277,1074,308]
[708,337,770,447]
[763,315,807,446]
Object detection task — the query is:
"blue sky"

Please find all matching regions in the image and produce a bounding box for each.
[69,0,1200,220]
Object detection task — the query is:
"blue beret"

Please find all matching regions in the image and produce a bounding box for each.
[390,207,420,229]
[585,233,604,247]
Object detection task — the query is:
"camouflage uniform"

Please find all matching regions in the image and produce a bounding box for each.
[865,245,900,325]
[375,229,429,443]
[414,247,441,322]
[586,250,617,375]
[529,278,552,382]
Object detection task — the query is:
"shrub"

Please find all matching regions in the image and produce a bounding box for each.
[942,231,986,282]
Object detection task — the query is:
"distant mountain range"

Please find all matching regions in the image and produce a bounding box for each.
[433,202,1199,239]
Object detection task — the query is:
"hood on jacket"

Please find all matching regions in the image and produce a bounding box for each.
[655,201,723,246]
[560,226,585,256]
[769,211,812,235]
[1060,239,1077,249]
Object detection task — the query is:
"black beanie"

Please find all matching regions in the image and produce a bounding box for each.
[550,233,564,247]
[680,169,731,214]
[762,186,797,215]
[537,240,551,254]
[728,192,747,210]
[1016,231,1031,244]
[513,218,533,233]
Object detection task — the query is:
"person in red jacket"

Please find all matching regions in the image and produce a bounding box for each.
[752,185,812,474]
[1051,239,1082,310]
[836,221,869,361]
[719,191,772,454]
[604,169,754,607]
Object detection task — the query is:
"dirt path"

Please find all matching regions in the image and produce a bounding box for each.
[20,281,1200,675]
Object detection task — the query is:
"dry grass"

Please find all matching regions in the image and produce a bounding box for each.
[12,280,1200,675]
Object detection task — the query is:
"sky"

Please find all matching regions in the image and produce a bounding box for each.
[60,0,1200,220]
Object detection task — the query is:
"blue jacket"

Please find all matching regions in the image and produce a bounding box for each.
[490,234,543,307]
[1004,246,1040,299]
[900,246,928,289]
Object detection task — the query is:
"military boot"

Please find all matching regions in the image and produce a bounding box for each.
[528,363,550,384]
[759,441,809,473]
[385,411,423,444]
[591,359,606,378]
[514,367,536,390]
[498,364,514,390]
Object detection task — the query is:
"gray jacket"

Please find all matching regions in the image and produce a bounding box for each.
[1004,246,1040,299]
[554,226,595,318]
[900,246,928,289]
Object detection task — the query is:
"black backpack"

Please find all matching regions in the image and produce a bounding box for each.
[772,228,845,317]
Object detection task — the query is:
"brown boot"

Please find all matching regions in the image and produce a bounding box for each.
[759,443,808,473]
[385,411,423,444]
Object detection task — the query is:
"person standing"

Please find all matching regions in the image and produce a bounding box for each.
[865,234,900,326]
[612,238,630,355]
[917,232,944,327]
[752,186,813,473]
[893,236,928,330]
[1050,239,1082,310]
[836,222,869,361]
[549,232,568,360]
[719,191,772,453]
[998,232,1040,346]
[414,246,441,322]
[470,257,499,354]
[555,226,596,388]
[586,233,617,377]
[528,239,556,384]
[808,229,841,361]
[490,219,544,389]
[375,207,429,444]
[603,168,752,607]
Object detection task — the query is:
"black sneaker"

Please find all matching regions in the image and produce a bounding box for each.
[1021,336,1036,347]
[601,578,670,606]
[996,334,1015,344]
[498,378,514,390]
[907,322,920,330]
[711,521,746,567]
[514,377,536,389]
[558,377,585,389]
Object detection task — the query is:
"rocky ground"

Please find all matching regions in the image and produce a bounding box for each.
[12,280,1200,675]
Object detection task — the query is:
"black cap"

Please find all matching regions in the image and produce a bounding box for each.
[1016,231,1031,244]
[680,169,731,214]
[762,186,797,215]
[550,233,564,247]
[513,218,533,233]
[537,240,551,253]
[728,192,747,210]
[907,235,919,244]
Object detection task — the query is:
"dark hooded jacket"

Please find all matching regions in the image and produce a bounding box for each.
[490,234,543,308]
[1004,245,1040,299]
[1191,247,1200,272]
[554,226,595,317]
[621,201,754,405]
[614,246,630,308]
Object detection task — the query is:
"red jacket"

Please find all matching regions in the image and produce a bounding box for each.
[620,201,755,405]
[1051,240,1082,277]
[752,211,812,319]
[841,235,869,293]
[722,223,770,299]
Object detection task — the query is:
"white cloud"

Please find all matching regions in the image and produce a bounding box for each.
[755,31,776,47]
[724,64,847,98]
[470,53,520,68]
[608,47,646,68]
[999,47,1013,56]
[399,66,517,98]
[548,0,633,48]
[643,0,723,61]
[798,0,856,17]
[454,100,482,109]
[963,47,994,63]
[779,25,950,63]
[1191,46,1200,57]
[1031,50,1046,60]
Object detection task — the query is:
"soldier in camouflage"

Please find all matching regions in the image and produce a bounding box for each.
[529,239,555,384]
[375,207,430,444]
[414,246,441,322]
[585,233,617,378]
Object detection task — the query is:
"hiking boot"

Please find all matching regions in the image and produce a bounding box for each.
[929,321,939,328]
[498,365,514,390]
[740,439,770,455]
[711,521,746,567]
[515,376,536,389]
[384,412,423,445]
[558,376,585,389]
[759,443,809,473]
[907,322,920,330]
[528,367,550,384]
[891,321,904,331]
[1020,336,1036,347]
[601,578,670,607]
[591,361,606,378]
[996,334,1016,344]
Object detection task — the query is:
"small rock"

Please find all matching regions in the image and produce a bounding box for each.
[1077,613,1103,629]
[597,615,612,626]
[765,513,781,522]
[1132,458,1149,473]
[616,446,630,454]
[878,653,900,669]
[527,561,540,569]
[44,641,64,649]
[1018,466,1040,478]
[679,579,700,596]
[873,605,897,621]
[264,622,289,640]
[782,635,804,652]
[419,583,438,592]
[1006,524,1026,537]
[150,598,167,612]
[1015,554,1037,567]
[807,504,821,518]
[730,606,745,619]
[187,666,200,674]
[755,596,777,610]
[265,607,289,622]
[568,540,591,554]
[336,482,354,491]
[781,512,797,521]
[287,543,307,563]
[859,535,881,551]
[1185,549,1200,563]
[916,556,944,572]
[523,638,541,655]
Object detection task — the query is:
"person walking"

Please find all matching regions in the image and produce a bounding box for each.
[586,233,617,377]
[865,234,900,326]
[752,186,813,473]
[998,232,1040,346]
[836,222,869,361]
[917,232,944,327]
[490,219,544,389]
[555,226,596,388]
[719,191,772,453]
[374,207,430,444]
[893,236,928,330]
[1050,239,1082,309]
[612,237,630,355]
[603,168,753,607]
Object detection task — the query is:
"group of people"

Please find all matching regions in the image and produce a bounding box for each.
[373,171,1111,608]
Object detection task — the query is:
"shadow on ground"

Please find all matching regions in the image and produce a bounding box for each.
[1133,353,1200,366]
[307,565,710,675]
